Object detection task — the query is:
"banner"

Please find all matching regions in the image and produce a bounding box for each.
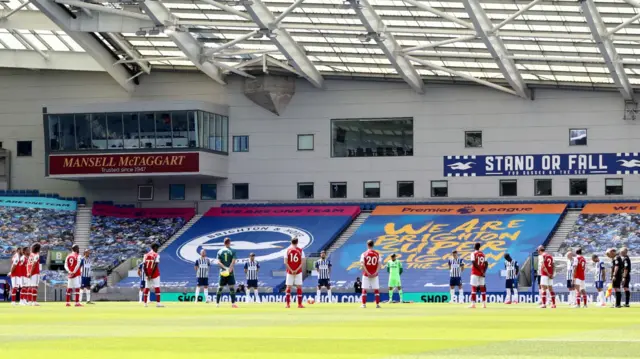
[373,204,566,216]
[0,196,77,210]
[206,206,361,218]
[155,292,391,303]
[581,203,640,214]
[48,152,199,176]
[444,152,640,177]
[92,205,195,220]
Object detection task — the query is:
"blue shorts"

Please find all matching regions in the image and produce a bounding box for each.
[450,277,462,287]
[318,279,331,288]
[197,278,209,287]
[246,279,258,288]
[566,280,573,289]
[595,281,604,290]
[81,277,91,288]
[139,281,146,289]
[506,279,517,289]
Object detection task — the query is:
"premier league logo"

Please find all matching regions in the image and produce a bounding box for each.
[177,225,314,264]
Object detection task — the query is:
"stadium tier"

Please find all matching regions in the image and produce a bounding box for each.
[326,204,567,292]
[116,205,360,288]
[0,196,76,259]
[89,205,195,270]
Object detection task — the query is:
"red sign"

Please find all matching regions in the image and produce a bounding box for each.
[48,153,200,175]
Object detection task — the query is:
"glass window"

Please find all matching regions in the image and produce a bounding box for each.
[363,181,380,198]
[297,182,314,199]
[233,183,249,200]
[170,111,188,148]
[123,113,140,149]
[155,112,172,148]
[188,111,197,148]
[431,181,448,197]
[107,113,124,149]
[330,182,347,198]
[48,114,75,151]
[169,184,186,200]
[570,179,587,196]
[465,131,482,148]
[139,112,156,149]
[331,118,413,158]
[75,114,91,150]
[215,115,223,151]
[569,129,587,146]
[90,114,107,149]
[298,134,314,151]
[202,112,210,150]
[397,181,414,198]
[233,136,249,152]
[500,179,517,197]
[201,184,217,200]
[535,179,552,196]
[17,141,32,157]
[138,185,154,201]
[221,116,229,153]
[605,178,623,195]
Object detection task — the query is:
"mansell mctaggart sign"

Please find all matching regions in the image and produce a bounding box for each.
[48,153,199,175]
[444,152,640,177]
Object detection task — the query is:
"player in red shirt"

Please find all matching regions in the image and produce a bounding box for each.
[538,246,556,309]
[572,248,588,308]
[469,242,488,308]
[9,247,22,305]
[143,243,164,307]
[26,243,41,306]
[65,244,82,307]
[284,237,305,308]
[20,246,30,305]
[360,240,383,308]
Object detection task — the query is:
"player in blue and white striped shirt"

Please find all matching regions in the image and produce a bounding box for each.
[592,254,606,307]
[79,250,94,304]
[448,250,465,303]
[315,251,332,303]
[566,251,576,306]
[137,261,146,303]
[504,253,519,304]
[194,249,212,303]
[244,253,260,303]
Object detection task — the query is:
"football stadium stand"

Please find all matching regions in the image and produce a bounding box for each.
[89,205,195,270]
[0,197,77,259]
[116,205,360,288]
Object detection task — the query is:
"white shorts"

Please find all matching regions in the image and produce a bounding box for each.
[540,276,553,287]
[145,277,160,289]
[285,273,303,286]
[362,276,380,290]
[574,279,585,288]
[11,276,22,288]
[67,277,81,289]
[29,275,40,287]
[470,275,486,287]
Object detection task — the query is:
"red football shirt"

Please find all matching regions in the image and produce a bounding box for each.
[10,253,20,277]
[541,253,554,277]
[574,255,586,280]
[143,251,160,279]
[65,253,81,279]
[360,249,380,277]
[285,246,305,274]
[470,251,486,276]
[27,253,40,276]
[17,255,27,277]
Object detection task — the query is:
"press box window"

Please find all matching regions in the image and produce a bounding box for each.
[397,181,414,198]
[297,134,314,151]
[330,182,347,198]
[201,184,217,200]
[169,184,186,200]
[17,141,32,157]
[233,136,249,152]
[535,179,552,196]
[500,180,517,197]
[297,182,314,199]
[569,129,587,146]
[233,183,249,200]
[431,181,448,197]
[605,178,623,195]
[569,179,587,196]
[363,181,380,198]
[138,185,154,201]
[465,131,482,148]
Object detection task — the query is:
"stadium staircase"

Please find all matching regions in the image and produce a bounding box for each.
[107,214,203,286]
[546,208,582,255]
[74,207,92,252]
[326,212,370,255]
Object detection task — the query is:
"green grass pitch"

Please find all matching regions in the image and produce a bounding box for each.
[1,302,639,359]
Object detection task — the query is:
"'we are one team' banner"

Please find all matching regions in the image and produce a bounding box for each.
[0,196,77,210]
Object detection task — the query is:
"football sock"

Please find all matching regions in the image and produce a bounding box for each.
[399,290,403,302]
[505,291,511,303]
[296,288,302,306]
[66,288,71,303]
[625,290,630,305]
[11,287,16,303]
[86,289,91,302]
[599,292,605,304]
[361,290,367,305]
[513,289,518,301]
[450,289,455,301]
[374,289,380,305]
[75,288,80,303]
[616,291,622,306]
[155,288,161,303]
[21,288,27,303]
[216,288,223,304]
[576,292,580,306]
[471,288,477,303]
[550,290,556,305]
[144,288,150,303]
[481,287,486,303]
[458,289,464,303]
[542,291,547,305]
[582,293,587,306]
[195,287,200,303]
[316,289,321,302]
[32,287,38,303]
[285,288,291,306]
[253,289,260,303]
[204,289,209,302]
[327,289,332,303]
[230,288,236,304]
[138,291,143,303]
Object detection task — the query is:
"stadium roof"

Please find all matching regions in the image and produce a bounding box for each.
[2,0,640,99]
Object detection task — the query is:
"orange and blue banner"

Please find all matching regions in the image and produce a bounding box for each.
[581,203,640,214]
[92,204,195,220]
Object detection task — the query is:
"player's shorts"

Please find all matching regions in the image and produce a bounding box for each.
[285,273,302,286]
[29,275,40,287]
[566,280,573,288]
[595,281,604,290]
[218,274,236,287]
[470,275,485,287]
[622,275,631,288]
[139,280,146,289]
[449,277,461,287]
[246,279,258,288]
[11,276,22,288]
[197,277,209,287]
[540,275,553,286]
[506,279,517,289]
[613,276,622,289]
[67,276,81,289]
[81,277,91,288]
[574,279,585,288]
[318,278,330,288]
[388,277,402,288]
[362,275,380,290]
[145,277,160,289]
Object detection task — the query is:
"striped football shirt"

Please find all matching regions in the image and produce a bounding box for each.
[567,259,574,279]
[138,263,146,282]
[315,259,332,280]
[448,258,464,278]
[195,257,211,278]
[594,261,605,282]
[244,261,260,280]
[80,256,92,278]
[505,260,518,280]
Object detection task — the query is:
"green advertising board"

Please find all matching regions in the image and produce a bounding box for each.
[49,250,68,265]
[403,292,450,303]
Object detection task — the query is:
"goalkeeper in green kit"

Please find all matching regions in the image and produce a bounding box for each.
[385,253,403,303]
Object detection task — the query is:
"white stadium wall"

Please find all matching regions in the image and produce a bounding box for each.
[1,68,639,204]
